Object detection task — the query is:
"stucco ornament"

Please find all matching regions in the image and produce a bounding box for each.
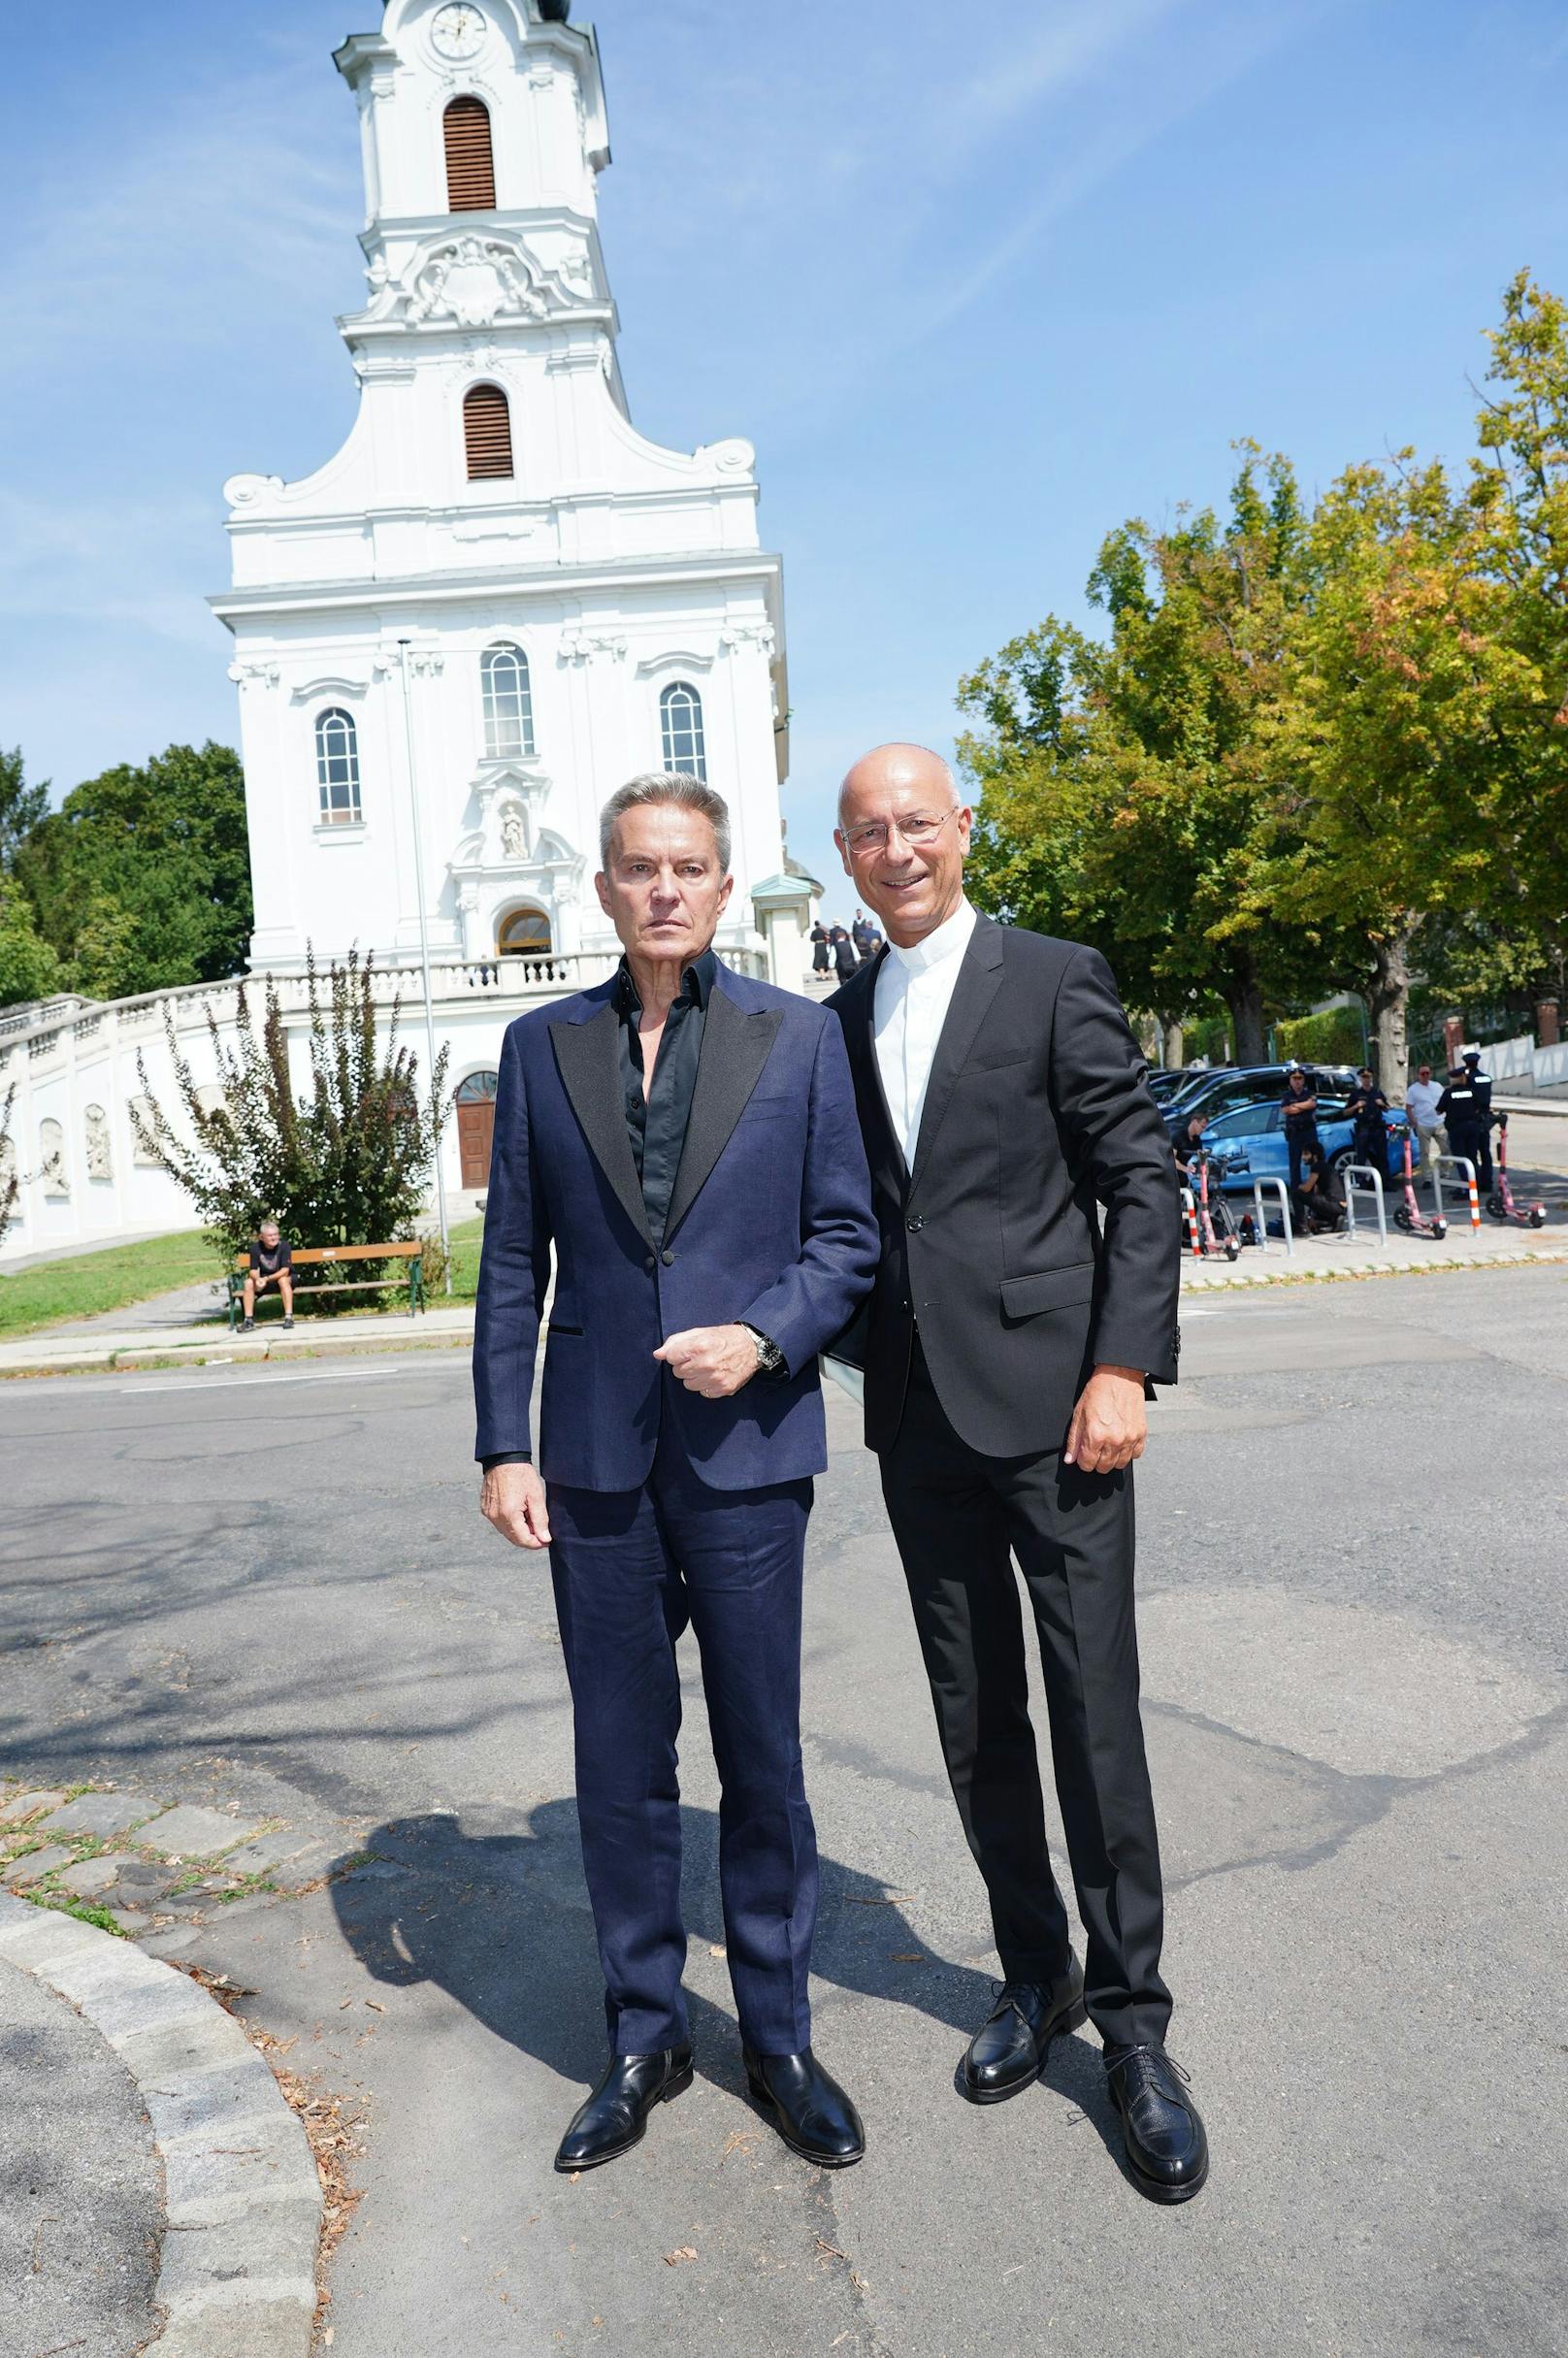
[84,1104,113,1182]
[39,1119,68,1198]
[408,239,548,328]
[500,805,528,860]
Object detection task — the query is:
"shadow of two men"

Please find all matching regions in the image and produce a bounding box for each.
[329,1800,1118,2148]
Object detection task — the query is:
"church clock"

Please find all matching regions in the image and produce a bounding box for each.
[431,5,487,61]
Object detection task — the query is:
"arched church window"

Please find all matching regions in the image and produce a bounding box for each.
[464,383,513,480]
[314,709,362,825]
[482,644,536,759]
[443,95,497,212]
[659,682,707,784]
[497,906,552,958]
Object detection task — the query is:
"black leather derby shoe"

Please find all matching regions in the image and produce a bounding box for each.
[553,2047,693,2173]
[743,2047,866,2168]
[962,1962,1088,2104]
[1104,2044,1209,2203]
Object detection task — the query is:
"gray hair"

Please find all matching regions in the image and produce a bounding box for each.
[599,772,732,871]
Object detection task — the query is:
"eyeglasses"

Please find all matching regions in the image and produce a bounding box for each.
[841,808,960,856]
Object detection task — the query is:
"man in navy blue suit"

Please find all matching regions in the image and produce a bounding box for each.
[474,772,877,2175]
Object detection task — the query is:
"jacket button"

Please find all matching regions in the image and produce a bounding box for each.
[644,1255,656,1273]
[661,1249,675,1266]
[905,1215,925,1231]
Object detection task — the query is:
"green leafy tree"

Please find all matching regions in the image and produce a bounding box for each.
[132,952,449,1267]
[960,451,1348,1060]
[0,882,62,1010]
[0,748,49,876]
[16,741,252,999]
[1269,454,1529,1091]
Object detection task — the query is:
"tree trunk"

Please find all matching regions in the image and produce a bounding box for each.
[1162,1017,1185,1068]
[1364,920,1421,1102]
[1223,972,1266,1065]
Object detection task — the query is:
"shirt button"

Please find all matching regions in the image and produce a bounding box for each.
[644,1255,656,1273]
[661,1250,675,1266]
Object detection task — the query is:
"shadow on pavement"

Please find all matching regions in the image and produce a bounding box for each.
[329,1802,1115,2151]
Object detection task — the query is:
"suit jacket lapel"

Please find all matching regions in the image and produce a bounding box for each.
[664,978,783,1241]
[852,949,908,1192]
[907,916,1006,1199]
[548,1000,653,1249]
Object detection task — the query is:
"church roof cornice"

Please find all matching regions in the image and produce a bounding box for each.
[210,547,786,627]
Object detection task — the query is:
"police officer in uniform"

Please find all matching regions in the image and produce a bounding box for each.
[1437,1050,1495,1192]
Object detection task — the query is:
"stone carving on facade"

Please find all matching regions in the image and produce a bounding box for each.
[408,651,446,678]
[721,622,777,659]
[500,805,528,861]
[84,1104,112,1182]
[228,660,281,689]
[39,1118,68,1198]
[223,473,285,509]
[407,237,548,329]
[558,629,627,667]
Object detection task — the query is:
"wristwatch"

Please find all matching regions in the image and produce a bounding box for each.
[740,1324,787,1378]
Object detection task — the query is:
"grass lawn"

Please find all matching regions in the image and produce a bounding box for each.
[0,1229,223,1338]
[447,1215,483,1302]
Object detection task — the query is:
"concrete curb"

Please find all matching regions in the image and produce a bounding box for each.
[1180,1243,1568,1291]
[0,1890,320,2358]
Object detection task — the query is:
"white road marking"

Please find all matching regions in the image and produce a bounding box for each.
[119,1366,422,1395]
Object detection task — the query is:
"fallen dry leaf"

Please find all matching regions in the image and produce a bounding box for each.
[664,2245,699,2267]
[708,1944,726,1958]
[890,1951,925,1963]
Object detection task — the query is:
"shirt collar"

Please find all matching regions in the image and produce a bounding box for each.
[886,898,977,976]
[615,945,717,1015]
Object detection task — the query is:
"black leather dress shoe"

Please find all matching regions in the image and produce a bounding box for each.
[1104,2044,1209,2203]
[743,2047,866,2168]
[553,2047,693,2173]
[962,1962,1088,2103]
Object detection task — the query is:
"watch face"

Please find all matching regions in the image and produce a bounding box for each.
[432,4,487,61]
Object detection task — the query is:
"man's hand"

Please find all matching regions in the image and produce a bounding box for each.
[480,1460,552,1551]
[1063,1364,1148,1476]
[654,1325,758,1398]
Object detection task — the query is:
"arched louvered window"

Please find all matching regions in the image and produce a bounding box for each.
[443,95,496,212]
[463,383,513,480]
[659,682,707,784]
[481,643,536,759]
[314,708,362,825]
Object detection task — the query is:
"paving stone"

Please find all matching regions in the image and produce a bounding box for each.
[143,2053,292,2146]
[149,2294,315,2358]
[155,2196,319,2305]
[265,1839,338,1890]
[39,1790,161,1840]
[109,1907,154,1936]
[219,1829,310,1877]
[161,2111,318,2228]
[52,1854,122,1895]
[139,1806,264,1858]
[0,1786,66,1823]
[109,1860,180,1900]
[6,1844,77,1883]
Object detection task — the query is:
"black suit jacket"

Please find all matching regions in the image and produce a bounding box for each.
[828,913,1180,1457]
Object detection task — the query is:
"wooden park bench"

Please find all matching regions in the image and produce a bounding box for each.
[227,1241,425,1331]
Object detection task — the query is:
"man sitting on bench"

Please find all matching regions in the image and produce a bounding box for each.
[243,1220,294,1331]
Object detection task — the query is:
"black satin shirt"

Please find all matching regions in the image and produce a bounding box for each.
[616,946,715,1246]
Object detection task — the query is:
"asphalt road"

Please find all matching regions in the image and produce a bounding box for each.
[1,1265,1565,2357]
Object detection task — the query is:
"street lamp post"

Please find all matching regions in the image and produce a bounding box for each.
[397,639,451,1293]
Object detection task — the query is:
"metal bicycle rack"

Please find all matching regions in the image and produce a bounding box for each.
[1343,1163,1388,1247]
[1428,1151,1481,1233]
[1247,1175,1294,1257]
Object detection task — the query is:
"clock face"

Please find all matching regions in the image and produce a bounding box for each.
[432,4,487,61]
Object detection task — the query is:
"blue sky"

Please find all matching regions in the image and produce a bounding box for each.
[2,0,1565,907]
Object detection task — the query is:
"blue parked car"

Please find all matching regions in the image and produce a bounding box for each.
[1193,1093,1413,1197]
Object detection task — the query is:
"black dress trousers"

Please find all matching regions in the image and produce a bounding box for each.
[880,1339,1172,2050]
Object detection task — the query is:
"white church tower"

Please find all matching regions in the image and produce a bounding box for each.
[212,0,791,978]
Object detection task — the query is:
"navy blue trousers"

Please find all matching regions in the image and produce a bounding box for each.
[547,1431,817,2056]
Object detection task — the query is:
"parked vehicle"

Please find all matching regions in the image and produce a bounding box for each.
[1195,1093,1412,1196]
[1161,1063,1360,1138]
[1146,1066,1196,1105]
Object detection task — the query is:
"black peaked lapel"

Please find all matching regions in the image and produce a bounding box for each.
[548,1001,654,1250]
[664,981,783,1242]
[850,948,908,1193]
[906,916,1007,1200]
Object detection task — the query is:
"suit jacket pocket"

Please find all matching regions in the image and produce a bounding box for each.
[999,1262,1096,1321]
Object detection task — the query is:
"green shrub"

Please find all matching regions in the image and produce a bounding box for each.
[1276,1007,1364,1065]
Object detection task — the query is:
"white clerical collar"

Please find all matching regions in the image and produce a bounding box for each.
[887,898,977,974]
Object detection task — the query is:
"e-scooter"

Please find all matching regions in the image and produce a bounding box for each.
[1486,1113,1547,1228]
[1392,1129,1447,1239]
[1192,1153,1241,1261]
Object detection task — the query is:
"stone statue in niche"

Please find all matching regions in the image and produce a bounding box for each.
[501,806,527,861]
[84,1104,112,1182]
[39,1118,68,1197]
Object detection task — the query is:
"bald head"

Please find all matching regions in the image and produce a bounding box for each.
[835,741,971,949]
[837,742,959,824]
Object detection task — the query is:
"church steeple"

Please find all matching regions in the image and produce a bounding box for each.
[333,0,622,415]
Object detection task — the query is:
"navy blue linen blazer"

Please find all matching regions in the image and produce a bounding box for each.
[473,960,877,1492]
